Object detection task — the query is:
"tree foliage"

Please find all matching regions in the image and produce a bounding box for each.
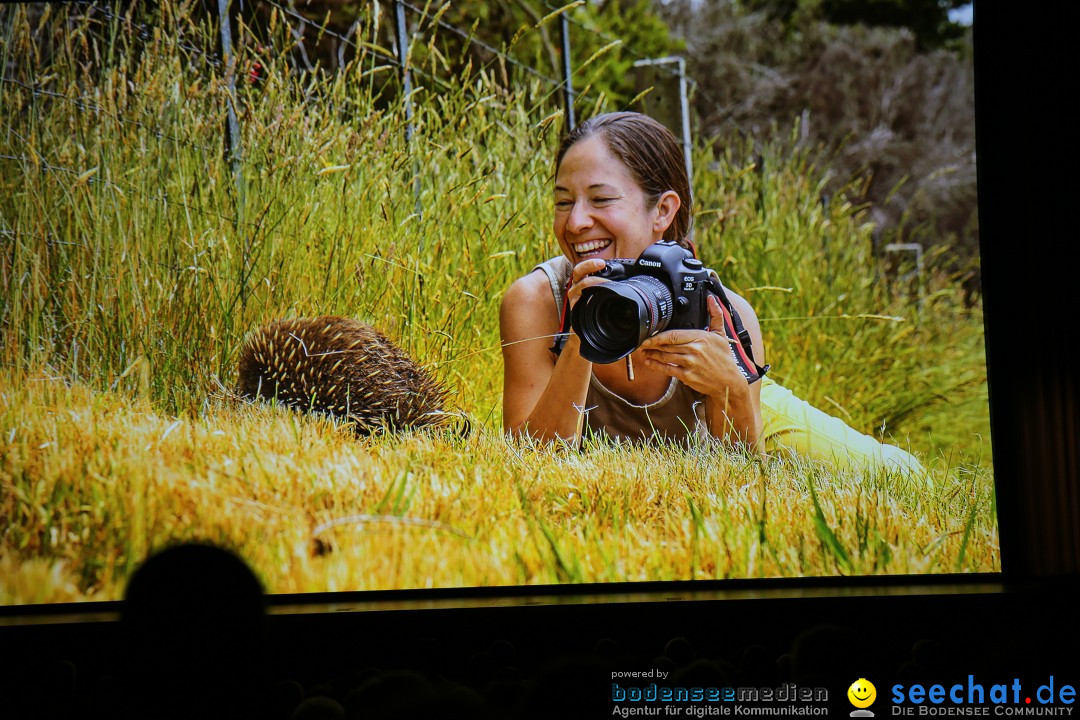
[746,0,970,50]
[229,0,680,115]
[657,0,978,284]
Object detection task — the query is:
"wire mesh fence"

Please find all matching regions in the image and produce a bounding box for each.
[1,1,695,228]
[0,0,697,411]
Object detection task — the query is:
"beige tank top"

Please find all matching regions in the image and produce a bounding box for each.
[533,257,709,444]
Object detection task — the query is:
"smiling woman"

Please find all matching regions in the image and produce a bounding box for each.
[501,112,762,448]
[499,111,925,475]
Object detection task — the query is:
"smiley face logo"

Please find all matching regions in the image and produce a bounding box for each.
[848,678,877,709]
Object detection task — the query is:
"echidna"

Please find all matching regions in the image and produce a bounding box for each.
[236,316,450,435]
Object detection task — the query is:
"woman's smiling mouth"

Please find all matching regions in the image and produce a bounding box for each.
[573,238,612,256]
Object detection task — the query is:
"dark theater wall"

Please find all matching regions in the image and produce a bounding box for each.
[975,2,1080,578]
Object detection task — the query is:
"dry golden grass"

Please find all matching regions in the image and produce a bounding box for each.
[0,367,998,603]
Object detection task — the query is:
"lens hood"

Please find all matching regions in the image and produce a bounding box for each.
[572,276,669,363]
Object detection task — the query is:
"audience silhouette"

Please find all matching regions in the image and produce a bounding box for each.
[0,542,1073,719]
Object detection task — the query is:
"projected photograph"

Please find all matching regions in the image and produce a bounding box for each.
[0,0,992,604]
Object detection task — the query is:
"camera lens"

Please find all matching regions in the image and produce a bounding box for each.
[607,300,640,337]
[571,275,673,363]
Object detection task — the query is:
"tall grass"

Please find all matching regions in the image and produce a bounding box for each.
[0,3,995,602]
[2,3,562,420]
[694,134,989,459]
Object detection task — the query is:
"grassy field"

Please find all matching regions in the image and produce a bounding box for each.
[0,3,996,604]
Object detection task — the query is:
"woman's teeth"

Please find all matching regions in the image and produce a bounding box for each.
[574,239,612,255]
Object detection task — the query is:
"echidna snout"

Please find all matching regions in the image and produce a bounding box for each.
[236,316,450,434]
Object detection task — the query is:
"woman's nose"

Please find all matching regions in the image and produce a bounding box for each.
[566,201,593,233]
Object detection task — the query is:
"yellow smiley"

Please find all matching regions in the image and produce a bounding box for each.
[848,679,877,708]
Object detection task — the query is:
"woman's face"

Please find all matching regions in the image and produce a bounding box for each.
[553,135,672,265]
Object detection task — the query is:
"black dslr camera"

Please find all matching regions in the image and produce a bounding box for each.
[570,241,765,383]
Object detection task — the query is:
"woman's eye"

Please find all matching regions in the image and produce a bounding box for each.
[592,197,615,205]
[555,200,573,209]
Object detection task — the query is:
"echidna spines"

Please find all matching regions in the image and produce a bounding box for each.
[236,316,450,435]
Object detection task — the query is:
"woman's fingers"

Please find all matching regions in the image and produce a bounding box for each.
[644,357,688,381]
[567,276,606,308]
[571,258,607,283]
[639,329,698,350]
[640,296,732,352]
[641,331,734,354]
[639,347,691,367]
[566,259,609,309]
[706,294,728,337]
[641,344,700,363]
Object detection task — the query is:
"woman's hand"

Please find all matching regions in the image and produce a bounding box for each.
[638,294,761,446]
[639,295,747,397]
[566,258,609,310]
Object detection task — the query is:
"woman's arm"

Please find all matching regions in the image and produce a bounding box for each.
[500,271,592,443]
[638,291,764,449]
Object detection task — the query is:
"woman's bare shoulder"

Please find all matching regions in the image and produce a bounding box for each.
[500,269,558,336]
[503,269,553,304]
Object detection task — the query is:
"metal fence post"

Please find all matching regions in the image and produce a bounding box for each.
[884,242,925,315]
[218,0,244,226]
[675,57,691,195]
[394,0,423,224]
[822,192,832,289]
[560,14,575,130]
[631,56,692,240]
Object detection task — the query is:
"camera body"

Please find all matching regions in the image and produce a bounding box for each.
[571,240,714,365]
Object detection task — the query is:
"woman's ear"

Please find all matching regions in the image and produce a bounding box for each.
[653,190,682,235]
